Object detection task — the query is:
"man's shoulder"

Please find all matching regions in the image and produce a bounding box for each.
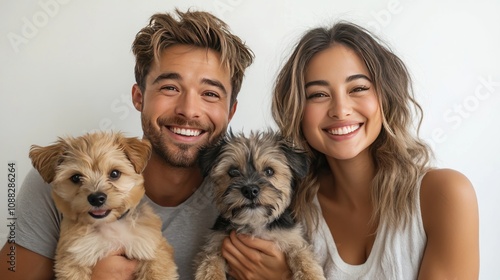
[19,168,54,202]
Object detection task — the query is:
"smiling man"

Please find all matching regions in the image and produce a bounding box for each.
[1,9,292,280]
[135,44,233,169]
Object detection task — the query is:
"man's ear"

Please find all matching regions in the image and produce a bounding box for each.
[132,84,143,112]
[228,100,238,122]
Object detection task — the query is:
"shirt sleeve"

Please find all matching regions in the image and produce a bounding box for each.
[14,168,61,259]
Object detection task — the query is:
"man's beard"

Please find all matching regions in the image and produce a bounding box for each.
[142,114,222,168]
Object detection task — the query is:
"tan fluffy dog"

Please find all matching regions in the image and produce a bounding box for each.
[29,132,178,280]
[195,131,325,280]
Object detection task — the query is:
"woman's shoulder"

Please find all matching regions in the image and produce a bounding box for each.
[420,168,475,200]
[419,168,478,231]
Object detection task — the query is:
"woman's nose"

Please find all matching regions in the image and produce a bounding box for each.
[328,95,352,119]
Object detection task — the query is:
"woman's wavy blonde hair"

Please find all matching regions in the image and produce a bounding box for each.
[272,21,432,236]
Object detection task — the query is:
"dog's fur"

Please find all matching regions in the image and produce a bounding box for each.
[29,131,178,280]
[194,131,325,280]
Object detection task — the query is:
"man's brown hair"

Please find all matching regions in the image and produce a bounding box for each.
[132,9,254,106]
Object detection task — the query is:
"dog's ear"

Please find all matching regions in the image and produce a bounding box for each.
[122,137,152,173]
[29,141,65,183]
[198,138,227,177]
[279,138,309,180]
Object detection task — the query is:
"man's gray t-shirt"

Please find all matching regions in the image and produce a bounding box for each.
[14,168,218,280]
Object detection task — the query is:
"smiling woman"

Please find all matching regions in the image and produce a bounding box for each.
[302,44,382,161]
[272,21,479,279]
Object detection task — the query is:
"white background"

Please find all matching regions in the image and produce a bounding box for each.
[1,0,499,278]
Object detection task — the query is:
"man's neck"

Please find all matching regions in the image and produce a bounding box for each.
[142,152,204,207]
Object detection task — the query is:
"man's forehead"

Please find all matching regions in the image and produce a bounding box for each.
[147,46,231,87]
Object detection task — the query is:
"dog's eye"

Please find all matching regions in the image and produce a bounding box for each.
[109,170,121,180]
[70,174,82,184]
[264,167,274,177]
[228,168,241,178]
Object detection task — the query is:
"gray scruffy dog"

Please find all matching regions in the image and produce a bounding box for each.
[195,130,325,280]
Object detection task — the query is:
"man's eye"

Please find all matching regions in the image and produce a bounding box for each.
[159,85,180,96]
[204,91,220,98]
[160,85,178,91]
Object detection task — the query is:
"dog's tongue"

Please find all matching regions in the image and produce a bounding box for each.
[88,209,111,219]
[91,210,108,216]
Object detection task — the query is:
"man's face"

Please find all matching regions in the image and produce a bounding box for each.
[132,44,236,167]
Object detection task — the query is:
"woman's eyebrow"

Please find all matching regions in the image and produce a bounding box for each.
[346,74,372,83]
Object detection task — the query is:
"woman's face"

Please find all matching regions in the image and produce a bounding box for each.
[302,44,382,161]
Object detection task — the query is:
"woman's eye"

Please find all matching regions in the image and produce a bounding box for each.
[351,86,369,93]
[306,92,328,99]
[109,170,121,180]
[264,167,274,177]
[70,174,82,184]
[228,168,241,178]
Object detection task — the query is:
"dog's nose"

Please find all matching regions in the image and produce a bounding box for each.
[87,192,107,207]
[241,185,260,200]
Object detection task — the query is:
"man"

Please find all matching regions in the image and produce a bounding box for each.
[1,9,290,280]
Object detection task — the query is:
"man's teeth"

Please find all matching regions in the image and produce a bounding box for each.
[328,124,360,135]
[170,127,202,136]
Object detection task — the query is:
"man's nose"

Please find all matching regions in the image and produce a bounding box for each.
[175,91,201,119]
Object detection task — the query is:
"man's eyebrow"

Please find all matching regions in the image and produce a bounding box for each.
[202,78,228,96]
[152,72,181,84]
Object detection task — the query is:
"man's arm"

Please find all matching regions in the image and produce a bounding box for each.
[0,243,54,280]
[418,168,480,279]
[1,168,60,279]
[0,243,139,280]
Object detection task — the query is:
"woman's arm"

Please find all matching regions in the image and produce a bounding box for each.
[418,168,480,279]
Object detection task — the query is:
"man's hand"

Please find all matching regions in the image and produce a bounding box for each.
[222,231,292,280]
[91,251,138,280]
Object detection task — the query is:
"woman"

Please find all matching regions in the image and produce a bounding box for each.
[271,21,479,279]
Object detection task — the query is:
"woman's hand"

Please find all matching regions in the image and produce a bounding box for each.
[222,231,292,280]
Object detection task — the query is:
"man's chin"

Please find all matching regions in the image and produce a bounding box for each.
[154,146,198,168]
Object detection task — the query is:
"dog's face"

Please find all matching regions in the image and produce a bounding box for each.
[29,132,151,225]
[199,131,309,227]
